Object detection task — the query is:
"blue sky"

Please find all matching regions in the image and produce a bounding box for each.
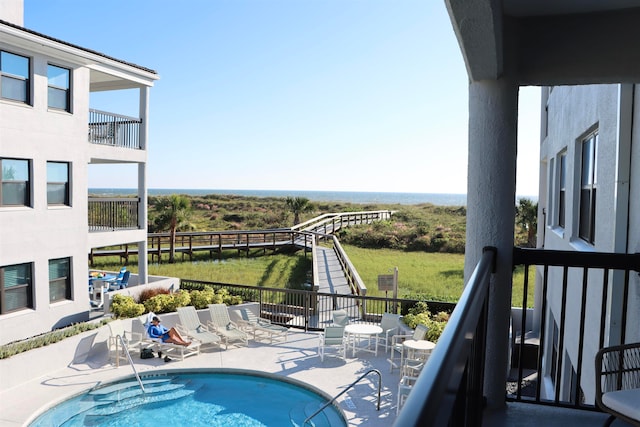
[24,0,540,196]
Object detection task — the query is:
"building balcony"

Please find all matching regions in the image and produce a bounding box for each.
[88,197,140,232]
[396,247,640,427]
[88,109,142,149]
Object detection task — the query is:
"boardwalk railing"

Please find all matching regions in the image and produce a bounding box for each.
[88,109,142,149]
[294,210,393,234]
[88,197,140,231]
[148,230,315,262]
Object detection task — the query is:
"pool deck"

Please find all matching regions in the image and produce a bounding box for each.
[0,322,401,426]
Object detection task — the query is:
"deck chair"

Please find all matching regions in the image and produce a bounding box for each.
[378,313,402,353]
[397,375,419,414]
[109,271,130,291]
[318,325,345,361]
[332,309,350,326]
[389,324,428,372]
[177,306,221,350]
[138,312,200,361]
[108,319,144,365]
[207,304,248,349]
[595,342,640,427]
[237,307,288,343]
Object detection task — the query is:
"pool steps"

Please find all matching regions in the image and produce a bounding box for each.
[65,376,196,424]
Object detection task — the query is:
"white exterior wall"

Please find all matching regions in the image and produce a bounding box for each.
[539,84,640,402]
[0,48,92,344]
[0,0,23,26]
[0,17,157,345]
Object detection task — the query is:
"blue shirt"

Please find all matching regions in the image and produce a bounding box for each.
[147,324,169,341]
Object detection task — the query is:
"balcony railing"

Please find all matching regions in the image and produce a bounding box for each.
[88,109,142,149]
[88,197,140,231]
[392,246,640,426]
[509,248,640,409]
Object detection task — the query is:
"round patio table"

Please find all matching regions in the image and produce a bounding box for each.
[401,339,436,374]
[344,324,383,357]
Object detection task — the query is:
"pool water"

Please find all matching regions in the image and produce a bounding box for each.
[29,371,346,427]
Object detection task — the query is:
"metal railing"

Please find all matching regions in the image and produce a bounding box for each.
[394,247,494,427]
[88,109,142,149]
[303,368,381,426]
[88,197,140,231]
[180,279,456,330]
[509,248,640,409]
[115,335,145,393]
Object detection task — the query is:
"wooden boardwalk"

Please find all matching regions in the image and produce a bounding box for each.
[91,211,392,305]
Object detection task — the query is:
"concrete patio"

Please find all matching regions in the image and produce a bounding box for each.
[0,317,401,426]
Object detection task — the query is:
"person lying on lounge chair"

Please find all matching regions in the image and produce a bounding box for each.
[147,316,191,347]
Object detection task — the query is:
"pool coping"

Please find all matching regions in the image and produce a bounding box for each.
[1,322,399,427]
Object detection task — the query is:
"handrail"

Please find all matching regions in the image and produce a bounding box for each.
[116,335,145,394]
[303,368,381,426]
[394,247,496,426]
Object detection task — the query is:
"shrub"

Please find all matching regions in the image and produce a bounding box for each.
[189,287,216,309]
[402,301,449,343]
[137,287,170,304]
[143,291,191,314]
[111,294,145,318]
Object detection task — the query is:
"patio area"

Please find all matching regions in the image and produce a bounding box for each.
[0,320,400,426]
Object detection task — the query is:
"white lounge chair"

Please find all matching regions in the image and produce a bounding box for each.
[207,304,248,349]
[137,313,200,361]
[108,319,144,365]
[176,306,221,351]
[237,307,288,343]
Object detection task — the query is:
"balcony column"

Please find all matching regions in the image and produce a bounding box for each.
[137,86,149,285]
[464,77,518,408]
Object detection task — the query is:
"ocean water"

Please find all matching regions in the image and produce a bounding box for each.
[89,188,467,206]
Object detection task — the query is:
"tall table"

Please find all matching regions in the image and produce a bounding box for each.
[344,324,383,357]
[401,339,436,375]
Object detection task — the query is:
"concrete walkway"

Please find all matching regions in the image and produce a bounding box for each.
[0,319,401,427]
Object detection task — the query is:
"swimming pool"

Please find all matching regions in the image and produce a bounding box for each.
[29,369,346,427]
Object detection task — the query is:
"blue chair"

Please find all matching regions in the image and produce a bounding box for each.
[109,271,130,290]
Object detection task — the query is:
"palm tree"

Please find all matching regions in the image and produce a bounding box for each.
[285,196,313,225]
[515,197,538,247]
[154,194,193,263]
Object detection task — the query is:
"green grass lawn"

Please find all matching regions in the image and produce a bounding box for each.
[92,246,533,307]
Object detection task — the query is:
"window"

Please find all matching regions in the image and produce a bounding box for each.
[0,50,30,103]
[47,162,69,205]
[49,258,71,303]
[0,263,33,314]
[547,158,554,227]
[0,158,30,206]
[558,153,566,228]
[47,64,70,111]
[579,133,598,244]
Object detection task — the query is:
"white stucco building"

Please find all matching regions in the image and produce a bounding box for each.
[537,84,640,402]
[0,1,158,345]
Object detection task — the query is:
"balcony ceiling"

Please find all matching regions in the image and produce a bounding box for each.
[446,0,640,85]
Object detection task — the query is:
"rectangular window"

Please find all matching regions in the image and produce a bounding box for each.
[0,50,30,103]
[1,158,30,206]
[49,258,71,303]
[579,133,598,244]
[547,158,554,227]
[47,64,70,111]
[47,162,69,205]
[0,263,33,314]
[558,153,566,228]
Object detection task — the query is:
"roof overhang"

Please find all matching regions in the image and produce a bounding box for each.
[0,20,159,91]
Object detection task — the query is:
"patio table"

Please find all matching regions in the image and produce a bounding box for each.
[344,324,383,357]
